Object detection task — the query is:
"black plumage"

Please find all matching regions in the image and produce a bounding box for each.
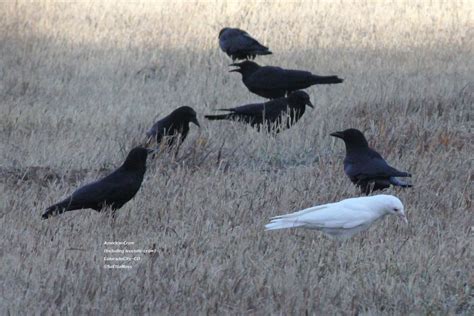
[219,27,272,61]
[146,106,200,151]
[330,128,412,195]
[205,91,313,133]
[230,61,343,99]
[42,147,150,219]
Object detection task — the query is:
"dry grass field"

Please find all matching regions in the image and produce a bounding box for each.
[1,0,473,314]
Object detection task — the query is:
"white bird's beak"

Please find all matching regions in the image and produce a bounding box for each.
[400,214,408,224]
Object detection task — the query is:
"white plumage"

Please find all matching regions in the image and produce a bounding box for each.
[265,195,407,238]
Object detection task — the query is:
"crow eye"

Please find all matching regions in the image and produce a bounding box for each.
[393,208,398,212]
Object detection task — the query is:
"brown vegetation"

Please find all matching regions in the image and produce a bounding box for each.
[1,1,472,314]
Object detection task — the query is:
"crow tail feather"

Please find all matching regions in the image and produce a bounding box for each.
[311,75,343,84]
[205,114,232,121]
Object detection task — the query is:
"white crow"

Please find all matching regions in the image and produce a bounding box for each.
[265,195,407,239]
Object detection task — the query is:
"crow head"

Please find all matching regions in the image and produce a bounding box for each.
[173,106,200,127]
[330,128,369,149]
[382,195,408,224]
[218,27,230,39]
[229,61,260,75]
[287,91,313,108]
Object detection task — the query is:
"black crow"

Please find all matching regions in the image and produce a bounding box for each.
[219,27,272,61]
[42,147,151,219]
[230,61,343,99]
[330,128,412,195]
[205,91,313,133]
[146,106,200,151]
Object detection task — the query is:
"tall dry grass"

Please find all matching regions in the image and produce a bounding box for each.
[0,1,472,314]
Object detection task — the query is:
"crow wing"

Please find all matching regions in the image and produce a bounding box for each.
[64,170,140,210]
[229,98,287,120]
[146,116,184,146]
[146,116,171,138]
[220,29,268,55]
[345,149,411,180]
[246,67,316,90]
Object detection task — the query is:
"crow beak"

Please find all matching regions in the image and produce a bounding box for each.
[146,148,156,155]
[229,63,241,73]
[192,117,200,127]
[400,213,408,224]
[306,100,314,108]
[330,131,344,139]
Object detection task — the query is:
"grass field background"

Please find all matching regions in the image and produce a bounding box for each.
[1,0,472,314]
